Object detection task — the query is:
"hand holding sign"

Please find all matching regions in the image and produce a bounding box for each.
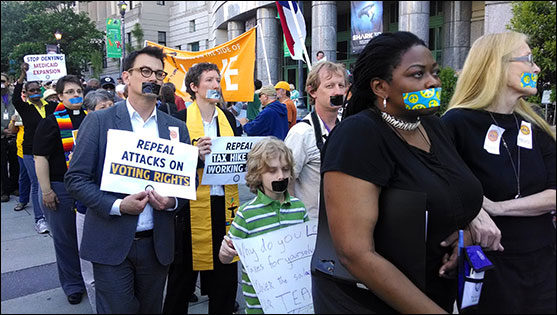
[219,235,238,264]
[197,136,212,161]
[120,191,149,215]
[147,189,176,210]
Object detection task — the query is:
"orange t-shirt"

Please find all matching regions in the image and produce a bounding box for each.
[282,98,297,129]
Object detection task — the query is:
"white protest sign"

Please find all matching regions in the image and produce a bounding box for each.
[201,136,266,185]
[100,129,198,200]
[24,54,67,81]
[232,220,318,314]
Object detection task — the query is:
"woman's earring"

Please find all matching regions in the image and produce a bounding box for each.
[383,98,387,108]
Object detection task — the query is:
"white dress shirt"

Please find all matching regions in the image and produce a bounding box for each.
[110,100,176,232]
[203,106,225,196]
[284,112,331,219]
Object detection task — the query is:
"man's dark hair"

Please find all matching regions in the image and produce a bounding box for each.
[184,63,220,100]
[344,32,426,118]
[254,79,262,90]
[164,81,176,93]
[316,50,324,57]
[160,84,176,103]
[55,75,83,95]
[123,46,165,72]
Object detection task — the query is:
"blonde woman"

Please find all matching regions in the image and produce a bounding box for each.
[442,31,556,314]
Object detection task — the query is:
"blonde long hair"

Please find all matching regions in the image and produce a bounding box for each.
[446,31,555,140]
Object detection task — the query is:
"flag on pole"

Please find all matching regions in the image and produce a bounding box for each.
[276,1,306,61]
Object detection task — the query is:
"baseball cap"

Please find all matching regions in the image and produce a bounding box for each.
[274,81,291,91]
[100,76,116,88]
[255,85,277,96]
[43,89,58,99]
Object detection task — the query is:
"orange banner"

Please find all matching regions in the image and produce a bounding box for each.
[146,27,256,102]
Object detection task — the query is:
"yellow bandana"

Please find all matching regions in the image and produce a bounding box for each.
[187,101,240,270]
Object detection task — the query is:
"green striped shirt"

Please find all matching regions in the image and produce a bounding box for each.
[228,190,309,314]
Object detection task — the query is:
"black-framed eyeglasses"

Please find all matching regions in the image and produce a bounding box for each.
[63,89,83,95]
[127,66,168,80]
[1,80,6,83]
[509,54,534,67]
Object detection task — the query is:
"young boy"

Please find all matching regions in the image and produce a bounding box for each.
[219,137,309,314]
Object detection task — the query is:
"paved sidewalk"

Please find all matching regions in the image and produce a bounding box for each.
[1,185,255,314]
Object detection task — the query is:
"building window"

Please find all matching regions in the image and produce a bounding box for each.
[175,45,182,51]
[158,31,167,46]
[430,1,443,17]
[389,3,399,24]
[129,1,133,9]
[156,1,165,5]
[189,42,199,52]
[127,32,132,46]
[189,20,196,33]
[389,2,399,32]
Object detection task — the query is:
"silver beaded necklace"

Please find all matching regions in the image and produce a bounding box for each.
[381,111,421,131]
[488,111,521,199]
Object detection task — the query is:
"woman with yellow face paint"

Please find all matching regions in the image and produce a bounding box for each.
[442,31,556,314]
[311,32,484,313]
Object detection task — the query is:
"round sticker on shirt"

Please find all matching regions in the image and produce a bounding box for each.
[488,130,499,141]
[170,130,178,139]
[520,125,530,135]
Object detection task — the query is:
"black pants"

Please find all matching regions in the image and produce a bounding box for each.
[469,245,556,314]
[1,136,18,195]
[163,196,238,314]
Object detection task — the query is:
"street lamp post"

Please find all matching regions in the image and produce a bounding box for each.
[54,30,62,54]
[118,1,127,74]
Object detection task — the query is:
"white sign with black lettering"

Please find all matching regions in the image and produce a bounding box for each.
[201,136,266,185]
[232,221,317,314]
[100,129,198,200]
[24,54,67,81]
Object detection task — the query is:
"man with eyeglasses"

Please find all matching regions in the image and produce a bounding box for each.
[65,46,191,314]
[1,73,19,203]
[33,74,87,306]
[12,63,57,234]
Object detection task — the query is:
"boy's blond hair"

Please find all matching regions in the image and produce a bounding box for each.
[245,137,295,194]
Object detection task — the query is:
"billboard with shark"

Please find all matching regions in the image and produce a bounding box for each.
[351,1,383,54]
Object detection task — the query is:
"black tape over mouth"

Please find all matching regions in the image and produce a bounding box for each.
[330,95,344,106]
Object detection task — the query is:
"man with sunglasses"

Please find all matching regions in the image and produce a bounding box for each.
[12,63,57,234]
[1,73,19,203]
[65,46,191,313]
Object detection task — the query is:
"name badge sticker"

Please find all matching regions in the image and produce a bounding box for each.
[483,124,505,155]
[517,121,532,149]
[3,111,8,120]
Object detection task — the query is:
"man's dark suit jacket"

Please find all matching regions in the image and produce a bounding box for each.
[64,101,190,266]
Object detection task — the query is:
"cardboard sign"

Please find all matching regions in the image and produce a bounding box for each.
[146,27,256,102]
[24,54,67,81]
[232,221,317,314]
[201,136,266,185]
[100,129,198,200]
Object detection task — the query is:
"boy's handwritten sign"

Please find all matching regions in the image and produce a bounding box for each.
[201,136,266,185]
[232,221,317,314]
[100,129,198,200]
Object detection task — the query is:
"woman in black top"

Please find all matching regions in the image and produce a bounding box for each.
[311,32,484,313]
[12,63,58,232]
[442,31,556,314]
[33,75,86,305]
